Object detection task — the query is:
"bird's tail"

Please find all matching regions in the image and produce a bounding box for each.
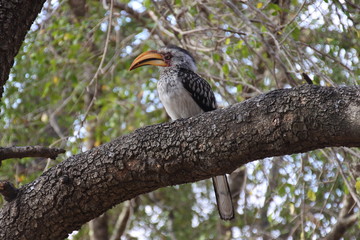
[212,175,234,220]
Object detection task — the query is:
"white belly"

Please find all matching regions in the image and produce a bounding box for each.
[157,80,203,120]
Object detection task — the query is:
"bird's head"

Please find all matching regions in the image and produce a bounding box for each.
[129,45,197,72]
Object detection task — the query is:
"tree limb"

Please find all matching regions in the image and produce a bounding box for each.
[0,85,359,240]
[0,0,46,100]
[0,146,65,161]
[321,194,358,240]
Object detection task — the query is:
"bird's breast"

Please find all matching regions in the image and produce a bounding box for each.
[157,78,203,120]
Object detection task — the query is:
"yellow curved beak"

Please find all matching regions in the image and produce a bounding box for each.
[129,50,167,71]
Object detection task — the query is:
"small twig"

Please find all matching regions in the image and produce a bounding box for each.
[89,0,113,87]
[108,0,167,44]
[278,0,307,42]
[343,147,360,160]
[198,71,263,94]
[299,42,353,72]
[245,1,277,29]
[321,194,359,240]
[343,0,360,10]
[0,146,65,162]
[322,149,360,209]
[0,181,19,201]
[80,0,114,129]
[148,10,176,38]
[166,25,246,37]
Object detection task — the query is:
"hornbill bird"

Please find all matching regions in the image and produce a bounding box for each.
[129,45,234,220]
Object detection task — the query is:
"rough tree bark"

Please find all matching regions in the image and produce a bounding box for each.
[0,0,46,100]
[0,85,359,240]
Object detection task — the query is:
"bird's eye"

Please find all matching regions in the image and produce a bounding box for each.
[164,54,171,60]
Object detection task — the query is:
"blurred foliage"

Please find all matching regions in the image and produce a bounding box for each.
[0,0,359,239]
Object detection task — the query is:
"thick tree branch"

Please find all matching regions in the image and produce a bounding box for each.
[0,85,359,240]
[0,146,65,162]
[0,0,46,100]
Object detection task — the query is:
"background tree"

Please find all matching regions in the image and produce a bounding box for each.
[0,0,359,239]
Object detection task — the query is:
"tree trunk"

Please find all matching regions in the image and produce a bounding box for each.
[0,85,359,240]
[0,0,46,100]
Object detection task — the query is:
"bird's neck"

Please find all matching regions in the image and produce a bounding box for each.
[159,65,197,76]
[159,66,180,76]
[158,67,179,84]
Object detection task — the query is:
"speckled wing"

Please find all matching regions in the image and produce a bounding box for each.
[178,68,217,112]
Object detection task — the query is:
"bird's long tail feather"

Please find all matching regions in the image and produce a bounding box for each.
[212,175,234,220]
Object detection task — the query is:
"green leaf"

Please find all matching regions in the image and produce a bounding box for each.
[222,64,229,76]
[41,81,52,98]
[143,0,151,8]
[235,40,244,50]
[268,3,282,11]
[307,189,316,201]
[291,27,301,41]
[355,179,360,194]
[213,53,220,62]
[344,184,350,195]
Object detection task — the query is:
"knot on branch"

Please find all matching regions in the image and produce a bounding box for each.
[0,181,19,202]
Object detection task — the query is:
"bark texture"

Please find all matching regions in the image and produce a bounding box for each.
[0,85,359,240]
[0,0,46,100]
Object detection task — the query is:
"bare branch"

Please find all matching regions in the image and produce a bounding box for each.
[322,195,359,240]
[0,146,65,162]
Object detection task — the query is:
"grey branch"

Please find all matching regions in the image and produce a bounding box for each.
[0,85,359,240]
[0,146,65,161]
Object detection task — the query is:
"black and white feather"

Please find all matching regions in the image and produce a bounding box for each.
[178,68,217,112]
